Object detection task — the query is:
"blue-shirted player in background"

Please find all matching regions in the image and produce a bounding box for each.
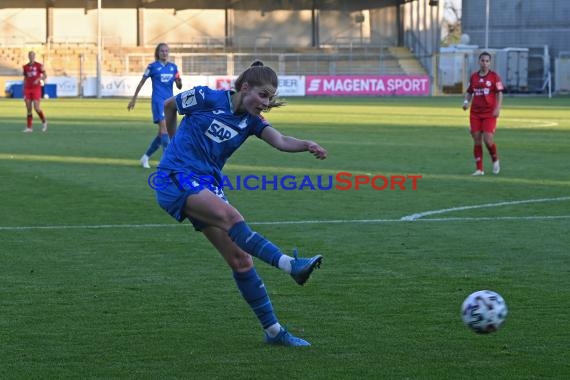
[156,61,327,346]
[128,42,182,168]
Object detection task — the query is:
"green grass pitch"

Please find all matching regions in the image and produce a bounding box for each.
[1,95,569,379]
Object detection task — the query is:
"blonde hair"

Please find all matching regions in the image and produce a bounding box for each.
[234,61,285,110]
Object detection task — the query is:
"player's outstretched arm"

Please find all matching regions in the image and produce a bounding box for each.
[261,126,327,159]
[127,77,148,111]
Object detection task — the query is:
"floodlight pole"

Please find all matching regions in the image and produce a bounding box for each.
[96,0,102,98]
[484,0,490,49]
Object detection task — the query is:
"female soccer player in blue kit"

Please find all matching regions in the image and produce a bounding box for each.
[128,42,182,168]
[156,62,327,346]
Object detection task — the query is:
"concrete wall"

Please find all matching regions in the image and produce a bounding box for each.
[0,8,372,49]
[462,0,570,58]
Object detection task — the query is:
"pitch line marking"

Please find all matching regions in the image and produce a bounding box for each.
[399,196,570,221]
[502,118,559,128]
[1,196,568,231]
[0,216,569,231]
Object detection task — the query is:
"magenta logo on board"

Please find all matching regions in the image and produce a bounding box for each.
[305,75,430,96]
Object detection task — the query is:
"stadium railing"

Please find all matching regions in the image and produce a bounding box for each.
[0,42,427,80]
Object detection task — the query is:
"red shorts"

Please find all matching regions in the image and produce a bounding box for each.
[24,88,42,101]
[470,114,497,134]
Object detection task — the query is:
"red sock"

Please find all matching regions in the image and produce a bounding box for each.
[474,145,483,171]
[487,143,498,162]
[37,111,46,123]
[27,114,33,128]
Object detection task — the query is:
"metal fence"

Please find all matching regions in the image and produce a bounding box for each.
[1,45,426,78]
[124,51,413,77]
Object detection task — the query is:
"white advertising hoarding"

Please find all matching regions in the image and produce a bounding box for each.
[207,76,305,96]
[49,76,79,97]
[82,75,209,97]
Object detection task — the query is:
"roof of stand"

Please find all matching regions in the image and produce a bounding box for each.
[0,0,407,11]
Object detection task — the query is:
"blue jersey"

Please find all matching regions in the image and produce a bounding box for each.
[143,61,179,102]
[158,86,269,185]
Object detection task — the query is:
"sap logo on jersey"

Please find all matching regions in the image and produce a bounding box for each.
[206,120,237,143]
[160,74,173,83]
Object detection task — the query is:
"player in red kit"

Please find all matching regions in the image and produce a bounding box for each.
[462,51,504,176]
[22,51,48,133]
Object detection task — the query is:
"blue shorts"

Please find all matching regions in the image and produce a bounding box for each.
[155,169,228,231]
[151,98,165,124]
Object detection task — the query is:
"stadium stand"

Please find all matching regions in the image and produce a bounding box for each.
[0,44,426,77]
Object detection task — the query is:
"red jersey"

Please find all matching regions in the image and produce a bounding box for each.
[467,70,504,116]
[23,61,45,90]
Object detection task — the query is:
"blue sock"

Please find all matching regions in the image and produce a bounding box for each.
[145,136,161,157]
[228,221,283,268]
[160,133,170,150]
[233,268,277,329]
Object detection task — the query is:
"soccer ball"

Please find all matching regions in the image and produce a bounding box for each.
[461,290,507,334]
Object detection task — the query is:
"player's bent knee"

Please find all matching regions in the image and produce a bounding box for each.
[220,208,244,230]
[228,251,253,271]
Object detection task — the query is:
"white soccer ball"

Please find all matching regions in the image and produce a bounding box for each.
[461,290,508,334]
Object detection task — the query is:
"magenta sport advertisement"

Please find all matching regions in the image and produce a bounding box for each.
[305,75,430,96]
